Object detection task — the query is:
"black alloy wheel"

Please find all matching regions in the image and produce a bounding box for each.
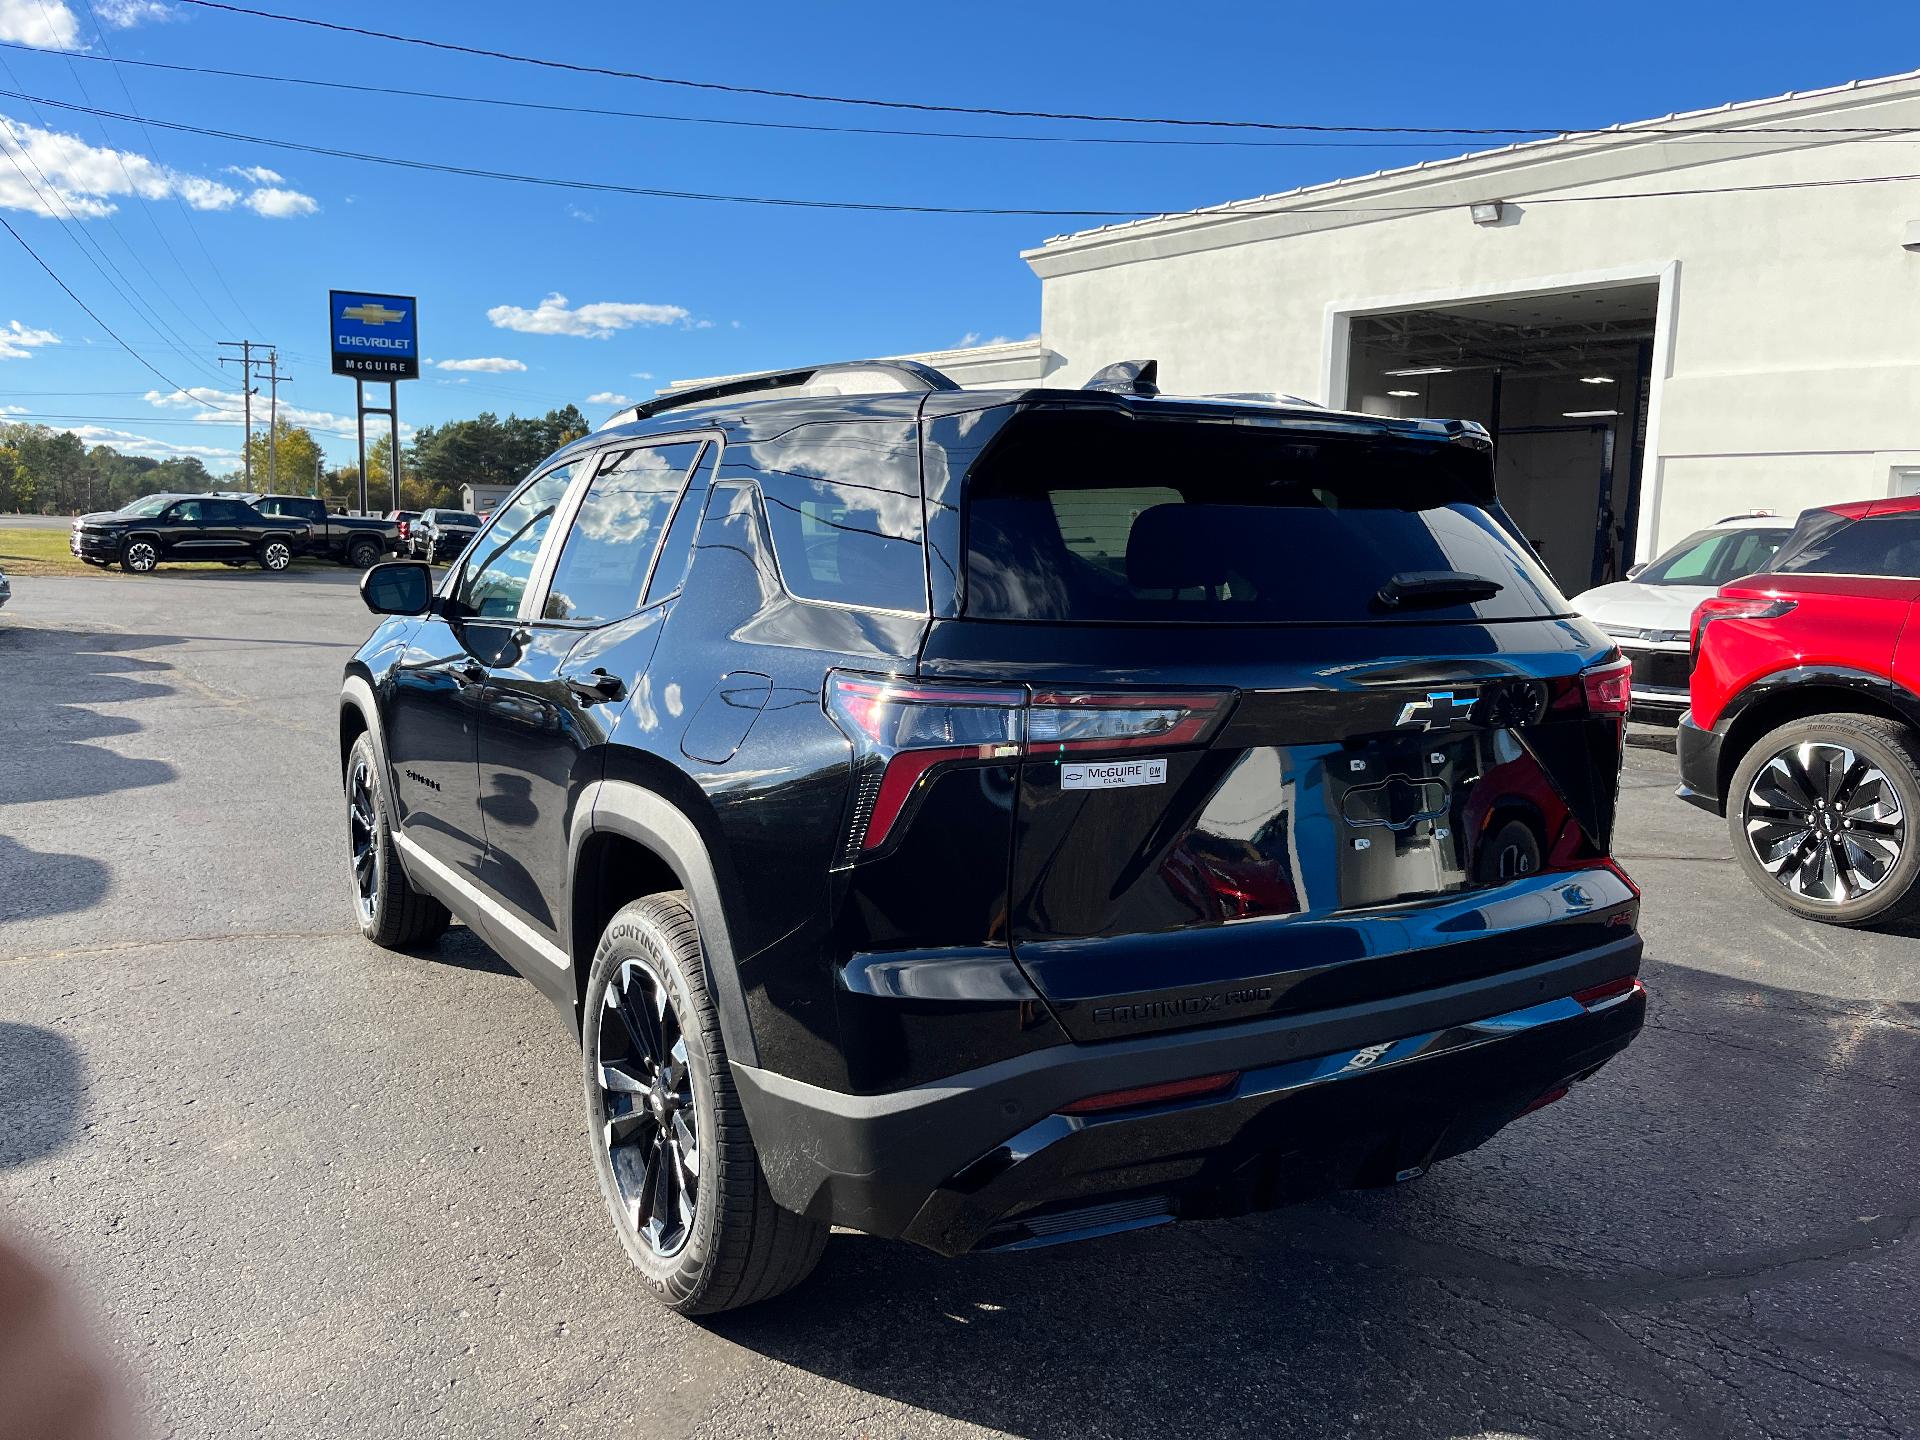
[596,957,700,1258]
[260,539,293,571]
[342,732,448,948]
[348,752,380,928]
[121,540,158,573]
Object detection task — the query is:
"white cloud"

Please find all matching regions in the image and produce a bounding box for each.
[586,391,632,406]
[0,0,80,48]
[487,292,693,339]
[566,205,595,223]
[66,425,238,462]
[953,331,1041,349]
[0,115,234,218]
[225,164,283,184]
[96,0,174,26]
[1,402,27,413]
[435,356,526,373]
[630,371,654,380]
[145,386,406,442]
[0,319,59,359]
[243,186,318,218]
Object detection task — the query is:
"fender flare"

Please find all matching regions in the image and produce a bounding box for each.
[339,672,392,788]
[571,778,758,1068]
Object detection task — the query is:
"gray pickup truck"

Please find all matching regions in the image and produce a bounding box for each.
[245,494,401,568]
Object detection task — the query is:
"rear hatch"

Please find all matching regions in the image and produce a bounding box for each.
[917,402,1633,1041]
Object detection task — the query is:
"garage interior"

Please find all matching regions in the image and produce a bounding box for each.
[1345,284,1659,594]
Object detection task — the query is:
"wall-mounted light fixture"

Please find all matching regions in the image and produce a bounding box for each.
[1470,201,1505,226]
[1904,219,1920,252]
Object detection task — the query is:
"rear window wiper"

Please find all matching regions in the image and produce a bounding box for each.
[1374,570,1504,611]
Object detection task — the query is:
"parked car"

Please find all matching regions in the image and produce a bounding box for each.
[340,359,1645,1315]
[70,494,307,573]
[1680,495,1920,925]
[0,564,10,609]
[387,510,421,554]
[247,494,400,568]
[1573,512,1791,720]
[409,508,481,562]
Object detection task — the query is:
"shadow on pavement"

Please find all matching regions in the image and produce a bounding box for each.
[0,1023,84,1169]
[0,627,180,807]
[0,837,108,924]
[712,961,1920,1438]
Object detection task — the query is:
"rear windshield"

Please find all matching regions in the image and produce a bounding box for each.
[438,512,481,527]
[962,410,1569,624]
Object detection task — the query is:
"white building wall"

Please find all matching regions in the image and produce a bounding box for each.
[1025,77,1920,555]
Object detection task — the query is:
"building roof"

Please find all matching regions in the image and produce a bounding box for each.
[1027,67,1920,264]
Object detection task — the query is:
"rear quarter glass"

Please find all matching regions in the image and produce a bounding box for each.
[957,409,1567,624]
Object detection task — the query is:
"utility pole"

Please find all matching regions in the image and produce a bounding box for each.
[218,340,268,485]
[313,452,322,499]
[260,350,292,493]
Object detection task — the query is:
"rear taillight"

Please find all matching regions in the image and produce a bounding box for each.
[1547,653,1634,718]
[825,672,1232,861]
[1690,595,1795,657]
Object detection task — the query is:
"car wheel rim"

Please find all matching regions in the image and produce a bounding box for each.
[348,757,379,921]
[1744,740,1906,904]
[267,544,289,569]
[596,958,698,1259]
[128,543,155,571]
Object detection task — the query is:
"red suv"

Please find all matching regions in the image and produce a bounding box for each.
[1680,496,1920,925]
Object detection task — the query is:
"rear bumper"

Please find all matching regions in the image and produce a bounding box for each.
[733,931,1644,1256]
[1675,711,1726,815]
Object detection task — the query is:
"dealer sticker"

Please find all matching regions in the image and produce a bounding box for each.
[1060,757,1167,790]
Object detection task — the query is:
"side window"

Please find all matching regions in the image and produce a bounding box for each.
[453,465,576,619]
[728,421,927,613]
[255,498,282,515]
[643,445,718,606]
[543,442,703,624]
[170,500,204,522]
[212,501,252,523]
[1776,515,1920,579]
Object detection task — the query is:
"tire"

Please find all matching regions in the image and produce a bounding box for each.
[345,732,449,948]
[346,538,382,569]
[120,539,158,574]
[582,893,826,1315]
[1726,711,1920,926]
[259,538,293,572]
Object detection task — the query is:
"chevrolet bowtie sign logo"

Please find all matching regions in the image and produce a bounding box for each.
[1395,690,1477,730]
[330,289,419,380]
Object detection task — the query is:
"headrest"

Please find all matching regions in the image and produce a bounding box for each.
[1126,504,1230,592]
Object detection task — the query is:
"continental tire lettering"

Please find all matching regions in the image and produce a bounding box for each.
[1091,986,1273,1025]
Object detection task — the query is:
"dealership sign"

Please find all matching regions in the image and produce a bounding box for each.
[329,290,419,379]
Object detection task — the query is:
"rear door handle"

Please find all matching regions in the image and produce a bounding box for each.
[565,668,627,705]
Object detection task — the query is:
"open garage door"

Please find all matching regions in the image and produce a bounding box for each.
[1345,284,1656,595]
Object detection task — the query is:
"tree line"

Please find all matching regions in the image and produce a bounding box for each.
[1,403,593,516]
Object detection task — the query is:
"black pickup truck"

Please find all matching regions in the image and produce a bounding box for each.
[246,494,401,568]
[70,494,309,573]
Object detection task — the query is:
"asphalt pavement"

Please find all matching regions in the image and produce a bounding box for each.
[1,570,1915,1439]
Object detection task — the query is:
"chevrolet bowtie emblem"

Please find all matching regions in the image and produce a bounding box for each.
[1395,689,1476,730]
[342,302,407,325]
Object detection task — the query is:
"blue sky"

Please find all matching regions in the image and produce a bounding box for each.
[0,0,1916,472]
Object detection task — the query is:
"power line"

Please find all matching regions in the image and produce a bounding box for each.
[3,39,1871,151]
[0,207,244,410]
[5,83,1920,220]
[71,0,263,336]
[166,0,1920,139]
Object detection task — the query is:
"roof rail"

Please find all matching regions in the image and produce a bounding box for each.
[601,359,960,430]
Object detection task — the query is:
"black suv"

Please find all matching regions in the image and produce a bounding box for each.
[409,507,482,562]
[340,360,1646,1315]
[71,493,308,572]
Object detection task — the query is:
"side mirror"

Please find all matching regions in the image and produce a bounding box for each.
[1626,563,1647,580]
[361,560,433,616]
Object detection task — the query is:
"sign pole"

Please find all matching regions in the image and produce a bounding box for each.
[389,380,401,515]
[355,378,369,515]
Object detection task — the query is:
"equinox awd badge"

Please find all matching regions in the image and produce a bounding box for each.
[1396,689,1478,730]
